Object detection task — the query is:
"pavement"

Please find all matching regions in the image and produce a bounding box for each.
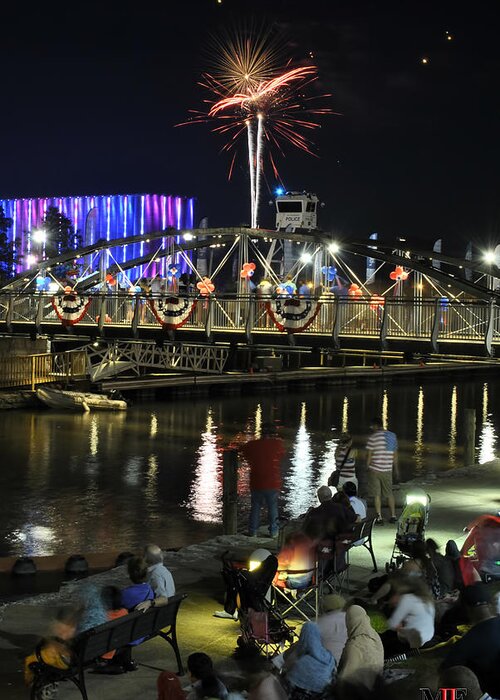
[1,458,499,700]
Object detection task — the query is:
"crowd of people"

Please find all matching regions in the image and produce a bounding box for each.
[24,418,500,700]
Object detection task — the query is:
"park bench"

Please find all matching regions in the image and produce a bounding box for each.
[28,593,186,700]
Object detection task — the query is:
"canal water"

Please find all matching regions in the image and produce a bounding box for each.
[0,376,497,558]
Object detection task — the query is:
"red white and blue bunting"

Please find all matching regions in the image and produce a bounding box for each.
[148,297,197,330]
[51,292,91,326]
[266,299,321,333]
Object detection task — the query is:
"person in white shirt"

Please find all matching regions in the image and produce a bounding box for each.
[342,481,366,520]
[343,481,367,546]
[381,576,435,657]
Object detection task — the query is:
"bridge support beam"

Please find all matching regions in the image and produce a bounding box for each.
[331,298,340,350]
[98,296,108,335]
[379,300,389,351]
[35,294,44,334]
[430,298,441,353]
[205,299,213,343]
[244,299,255,345]
[485,299,495,357]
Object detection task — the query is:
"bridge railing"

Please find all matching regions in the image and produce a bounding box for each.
[1,292,499,349]
[0,350,87,389]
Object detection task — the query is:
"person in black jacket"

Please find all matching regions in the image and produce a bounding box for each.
[440,582,500,698]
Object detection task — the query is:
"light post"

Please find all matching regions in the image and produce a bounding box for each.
[483,250,497,291]
[32,229,47,262]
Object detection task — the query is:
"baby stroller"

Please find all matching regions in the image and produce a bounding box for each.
[220,551,296,658]
[387,488,431,571]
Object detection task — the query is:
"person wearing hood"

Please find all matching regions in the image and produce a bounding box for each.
[336,605,384,695]
[283,621,335,698]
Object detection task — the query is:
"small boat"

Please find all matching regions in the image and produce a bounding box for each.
[36,386,128,412]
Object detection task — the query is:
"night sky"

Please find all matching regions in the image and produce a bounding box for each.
[1,0,499,254]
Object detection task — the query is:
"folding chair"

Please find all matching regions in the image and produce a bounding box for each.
[272,560,320,622]
[317,537,350,596]
[321,518,379,596]
[357,516,378,572]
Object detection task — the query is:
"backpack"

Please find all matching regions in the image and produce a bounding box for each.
[385,431,398,452]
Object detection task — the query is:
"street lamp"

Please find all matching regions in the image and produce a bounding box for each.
[32,229,47,244]
[483,250,496,264]
[300,251,313,264]
[328,242,340,254]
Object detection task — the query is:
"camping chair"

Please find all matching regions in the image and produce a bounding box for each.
[346,517,378,573]
[317,537,350,596]
[272,559,320,622]
[320,518,378,596]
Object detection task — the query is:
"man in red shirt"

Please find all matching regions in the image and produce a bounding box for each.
[240,423,285,537]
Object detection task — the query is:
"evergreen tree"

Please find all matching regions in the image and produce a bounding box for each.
[43,206,81,259]
[0,206,21,281]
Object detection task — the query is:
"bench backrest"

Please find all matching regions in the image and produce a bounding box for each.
[74,593,185,664]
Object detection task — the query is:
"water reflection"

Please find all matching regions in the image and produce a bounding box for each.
[286,403,315,517]
[479,383,497,464]
[89,415,99,456]
[145,454,159,505]
[382,389,388,429]
[124,456,142,486]
[189,408,223,523]
[255,404,262,439]
[150,412,158,439]
[342,396,349,432]
[0,376,499,556]
[449,385,458,466]
[414,386,424,472]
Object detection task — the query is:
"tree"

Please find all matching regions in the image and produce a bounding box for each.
[0,206,21,282]
[43,206,82,259]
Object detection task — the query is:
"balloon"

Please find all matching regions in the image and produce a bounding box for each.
[348,283,362,297]
[105,273,116,285]
[197,277,215,296]
[240,262,256,279]
[389,266,409,281]
[321,265,337,281]
[369,295,385,310]
[167,264,181,281]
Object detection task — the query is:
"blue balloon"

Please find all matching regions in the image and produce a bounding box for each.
[322,265,337,281]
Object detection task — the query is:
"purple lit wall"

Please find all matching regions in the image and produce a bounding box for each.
[0,193,195,275]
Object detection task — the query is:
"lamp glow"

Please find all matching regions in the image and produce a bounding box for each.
[405,488,430,507]
[328,242,340,254]
[32,230,46,244]
[484,251,496,264]
[300,252,313,264]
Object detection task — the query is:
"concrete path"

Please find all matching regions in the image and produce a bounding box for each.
[1,459,499,699]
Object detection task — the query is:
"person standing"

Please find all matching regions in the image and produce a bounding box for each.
[329,432,357,490]
[240,423,285,538]
[365,417,398,525]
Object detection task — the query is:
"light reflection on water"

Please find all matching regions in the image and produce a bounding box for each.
[285,403,315,518]
[449,385,458,466]
[0,377,498,557]
[188,409,223,523]
[414,386,424,472]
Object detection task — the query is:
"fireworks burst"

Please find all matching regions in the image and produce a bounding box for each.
[178,27,334,227]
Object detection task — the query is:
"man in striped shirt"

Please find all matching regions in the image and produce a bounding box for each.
[365,417,399,525]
